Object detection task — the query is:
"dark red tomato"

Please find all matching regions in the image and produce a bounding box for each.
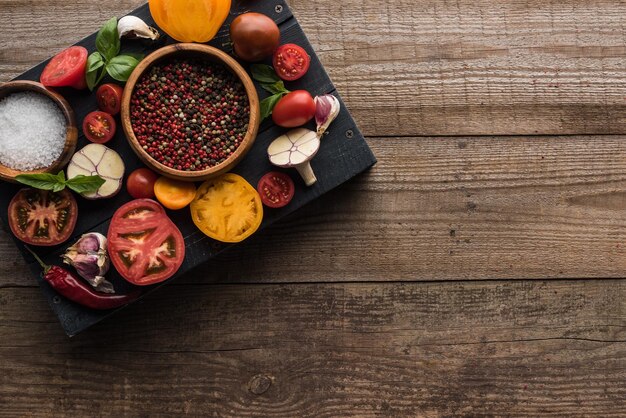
[8,189,77,247]
[257,172,295,208]
[273,44,311,81]
[230,12,280,62]
[40,46,88,90]
[272,90,316,128]
[107,199,185,286]
[96,83,124,115]
[127,168,159,199]
[83,111,116,144]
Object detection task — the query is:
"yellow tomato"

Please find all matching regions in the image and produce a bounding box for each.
[149,0,232,43]
[154,177,197,210]
[190,173,263,243]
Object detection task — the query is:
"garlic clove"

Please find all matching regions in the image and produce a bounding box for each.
[117,16,160,40]
[314,94,341,137]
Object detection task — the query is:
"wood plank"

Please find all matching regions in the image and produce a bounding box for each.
[1,281,625,416]
[1,135,624,287]
[3,1,625,136]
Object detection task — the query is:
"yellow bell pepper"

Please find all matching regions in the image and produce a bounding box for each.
[149,0,231,43]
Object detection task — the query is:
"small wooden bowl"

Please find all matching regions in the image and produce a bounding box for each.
[0,81,77,183]
[121,44,260,182]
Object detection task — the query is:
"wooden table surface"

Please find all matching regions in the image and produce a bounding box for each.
[1,0,625,416]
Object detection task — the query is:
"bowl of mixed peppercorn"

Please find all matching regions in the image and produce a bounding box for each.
[121,43,260,181]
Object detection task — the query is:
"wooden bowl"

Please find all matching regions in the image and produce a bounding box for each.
[121,44,260,182]
[0,80,77,183]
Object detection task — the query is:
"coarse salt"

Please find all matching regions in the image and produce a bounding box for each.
[0,91,66,171]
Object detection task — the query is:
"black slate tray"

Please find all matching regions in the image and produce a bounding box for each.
[0,1,376,336]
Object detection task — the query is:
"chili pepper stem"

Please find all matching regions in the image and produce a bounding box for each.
[23,245,51,274]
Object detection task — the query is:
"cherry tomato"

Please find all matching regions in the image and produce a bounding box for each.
[108,199,185,286]
[154,177,197,210]
[40,46,88,90]
[257,172,295,208]
[96,83,124,115]
[127,168,159,199]
[230,12,280,62]
[8,189,78,247]
[272,90,316,128]
[273,44,311,81]
[83,111,116,144]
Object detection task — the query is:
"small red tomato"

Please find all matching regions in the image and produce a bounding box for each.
[272,90,316,128]
[273,44,311,81]
[40,46,88,90]
[126,168,159,199]
[83,111,116,144]
[257,172,295,208]
[96,83,124,115]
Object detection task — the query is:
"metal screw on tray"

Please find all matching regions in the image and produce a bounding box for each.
[345,129,354,139]
[53,296,61,304]
[275,5,283,13]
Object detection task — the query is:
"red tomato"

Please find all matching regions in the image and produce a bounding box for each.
[107,199,185,286]
[8,189,78,247]
[83,111,116,144]
[272,90,316,128]
[230,12,280,62]
[96,83,124,115]
[257,172,295,208]
[273,44,311,81]
[127,168,159,199]
[40,46,88,90]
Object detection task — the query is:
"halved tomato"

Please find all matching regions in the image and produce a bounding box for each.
[83,111,116,144]
[107,199,185,286]
[8,188,78,246]
[40,46,88,90]
[96,83,124,115]
[273,43,311,81]
[257,172,295,208]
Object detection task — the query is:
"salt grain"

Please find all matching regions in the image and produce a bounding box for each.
[0,92,66,171]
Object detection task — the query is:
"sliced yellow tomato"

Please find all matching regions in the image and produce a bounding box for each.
[190,173,263,243]
[153,177,197,210]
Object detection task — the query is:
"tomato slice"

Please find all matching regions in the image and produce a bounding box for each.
[8,189,78,247]
[153,177,197,210]
[273,44,311,81]
[257,172,295,208]
[191,174,263,243]
[40,46,88,90]
[96,83,124,115]
[107,199,185,286]
[83,111,116,144]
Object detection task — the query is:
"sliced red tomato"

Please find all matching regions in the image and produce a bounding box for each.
[8,189,78,247]
[273,44,311,81]
[96,83,124,115]
[257,172,295,208]
[83,111,116,144]
[107,199,185,286]
[40,46,88,90]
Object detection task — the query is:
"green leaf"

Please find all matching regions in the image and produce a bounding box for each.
[96,17,120,61]
[85,52,106,91]
[260,93,286,120]
[106,54,140,82]
[15,173,65,191]
[65,175,105,194]
[251,64,280,84]
[261,81,289,95]
[124,52,145,61]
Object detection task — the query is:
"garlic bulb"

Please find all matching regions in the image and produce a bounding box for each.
[62,233,114,293]
[117,16,160,40]
[314,94,341,137]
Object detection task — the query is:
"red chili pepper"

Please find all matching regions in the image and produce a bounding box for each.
[26,246,140,310]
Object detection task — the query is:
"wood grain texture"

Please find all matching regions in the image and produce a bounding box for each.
[1,281,625,416]
[4,135,623,287]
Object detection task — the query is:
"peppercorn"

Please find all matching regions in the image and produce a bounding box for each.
[130,59,250,171]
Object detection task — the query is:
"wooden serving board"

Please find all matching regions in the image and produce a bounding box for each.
[0,0,376,336]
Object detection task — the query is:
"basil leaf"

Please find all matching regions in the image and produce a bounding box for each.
[65,175,105,194]
[85,52,105,91]
[251,64,280,84]
[106,54,140,82]
[124,52,145,61]
[96,17,120,61]
[15,173,65,191]
[261,81,289,95]
[260,93,286,120]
